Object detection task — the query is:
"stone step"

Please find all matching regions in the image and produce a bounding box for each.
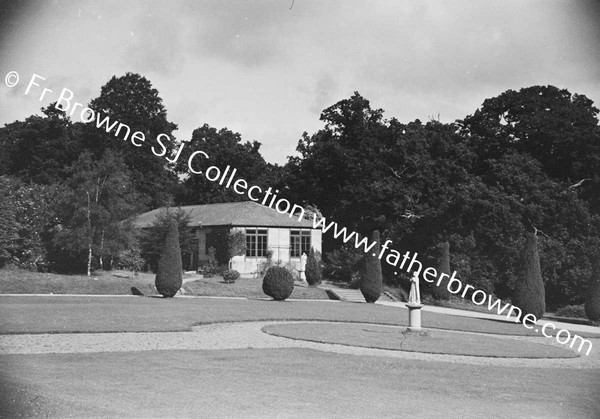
[327,289,366,302]
[326,288,396,303]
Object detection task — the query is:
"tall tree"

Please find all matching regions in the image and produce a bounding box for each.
[174,123,274,204]
[0,104,81,184]
[85,73,179,208]
[52,151,139,275]
[0,177,19,267]
[461,85,600,214]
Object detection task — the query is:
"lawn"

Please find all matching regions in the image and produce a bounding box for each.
[2,349,599,418]
[1,294,599,417]
[3,295,600,338]
[0,266,330,300]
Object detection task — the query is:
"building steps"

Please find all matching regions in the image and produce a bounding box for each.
[325,287,396,303]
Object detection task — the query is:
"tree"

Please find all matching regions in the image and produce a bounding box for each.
[360,230,383,303]
[85,73,179,209]
[430,241,451,300]
[0,177,19,267]
[0,104,81,184]
[305,246,322,286]
[460,85,600,214]
[174,123,274,205]
[51,151,139,274]
[155,218,183,297]
[140,207,195,273]
[8,179,65,270]
[584,255,600,322]
[512,232,546,319]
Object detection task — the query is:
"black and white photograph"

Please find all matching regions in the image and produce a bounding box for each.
[1,1,599,417]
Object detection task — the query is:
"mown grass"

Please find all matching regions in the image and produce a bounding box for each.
[0,266,329,300]
[3,294,600,338]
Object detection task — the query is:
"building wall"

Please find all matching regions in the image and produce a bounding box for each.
[228,226,322,277]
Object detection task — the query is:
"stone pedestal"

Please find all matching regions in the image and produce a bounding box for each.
[406,303,424,332]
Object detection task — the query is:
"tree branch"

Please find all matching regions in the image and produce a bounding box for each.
[568,178,591,189]
[383,163,406,180]
[400,210,422,219]
[532,226,549,238]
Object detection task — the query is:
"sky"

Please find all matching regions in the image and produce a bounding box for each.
[1,0,599,165]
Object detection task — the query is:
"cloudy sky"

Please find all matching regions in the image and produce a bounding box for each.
[1,0,599,164]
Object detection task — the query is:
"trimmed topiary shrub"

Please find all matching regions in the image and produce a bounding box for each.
[262,266,294,301]
[585,257,600,322]
[155,219,183,298]
[223,269,240,284]
[430,241,451,300]
[305,247,322,286]
[512,232,545,319]
[360,230,382,303]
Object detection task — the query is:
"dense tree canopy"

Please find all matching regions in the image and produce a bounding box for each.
[1,73,598,311]
[174,123,278,204]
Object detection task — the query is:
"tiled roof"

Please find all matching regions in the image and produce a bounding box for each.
[130,201,315,229]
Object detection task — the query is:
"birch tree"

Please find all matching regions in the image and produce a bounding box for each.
[52,151,139,275]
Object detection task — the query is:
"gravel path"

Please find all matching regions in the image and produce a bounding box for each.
[1,321,599,370]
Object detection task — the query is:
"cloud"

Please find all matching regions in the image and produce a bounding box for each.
[1,0,598,165]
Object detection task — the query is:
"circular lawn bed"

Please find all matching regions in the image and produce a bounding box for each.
[262,322,579,358]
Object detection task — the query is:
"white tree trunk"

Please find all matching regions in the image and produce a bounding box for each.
[86,191,92,277]
[99,229,105,270]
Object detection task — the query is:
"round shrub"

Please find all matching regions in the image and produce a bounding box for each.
[223,269,240,284]
[155,219,183,298]
[262,266,294,301]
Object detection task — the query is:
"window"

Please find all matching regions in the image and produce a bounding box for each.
[290,229,311,257]
[246,228,268,257]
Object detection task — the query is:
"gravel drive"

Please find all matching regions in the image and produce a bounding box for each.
[1,321,598,370]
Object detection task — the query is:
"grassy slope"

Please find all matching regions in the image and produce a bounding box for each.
[0,266,329,300]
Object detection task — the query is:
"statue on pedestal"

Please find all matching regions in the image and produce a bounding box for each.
[408,271,421,305]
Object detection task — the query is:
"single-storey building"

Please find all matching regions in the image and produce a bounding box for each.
[131,201,322,277]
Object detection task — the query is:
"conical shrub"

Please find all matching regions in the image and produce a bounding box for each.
[305,247,322,286]
[585,256,600,322]
[431,241,451,300]
[155,218,182,298]
[512,232,545,319]
[360,230,382,303]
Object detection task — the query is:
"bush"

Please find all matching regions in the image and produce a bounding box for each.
[585,257,600,321]
[155,219,183,297]
[430,241,451,300]
[258,249,274,275]
[323,244,363,283]
[305,247,322,286]
[223,269,240,284]
[360,230,382,303]
[512,232,545,319]
[555,304,586,319]
[262,266,294,301]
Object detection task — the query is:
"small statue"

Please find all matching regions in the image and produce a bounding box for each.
[300,252,307,281]
[408,271,421,304]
